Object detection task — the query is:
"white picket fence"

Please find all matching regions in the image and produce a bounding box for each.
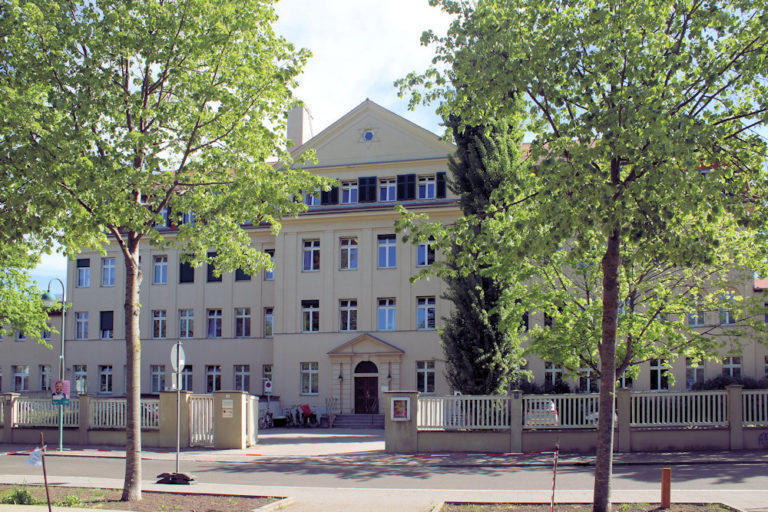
[189,394,214,447]
[743,390,768,426]
[419,395,510,430]
[90,398,160,429]
[13,398,80,427]
[630,391,728,427]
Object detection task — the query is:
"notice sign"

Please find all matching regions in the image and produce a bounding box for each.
[222,398,234,418]
[52,380,70,406]
[391,396,410,421]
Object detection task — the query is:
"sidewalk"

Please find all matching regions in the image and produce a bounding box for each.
[2,429,768,512]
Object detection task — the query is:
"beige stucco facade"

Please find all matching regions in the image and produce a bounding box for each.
[2,99,767,411]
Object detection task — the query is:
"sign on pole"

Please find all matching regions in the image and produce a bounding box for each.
[170,342,186,373]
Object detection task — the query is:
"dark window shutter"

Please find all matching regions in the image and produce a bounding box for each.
[397,174,416,200]
[76,258,90,268]
[358,177,377,203]
[100,311,114,331]
[179,259,195,283]
[206,252,221,282]
[321,186,339,205]
[235,268,251,281]
[436,172,447,198]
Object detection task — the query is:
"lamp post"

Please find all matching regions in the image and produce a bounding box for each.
[41,278,66,452]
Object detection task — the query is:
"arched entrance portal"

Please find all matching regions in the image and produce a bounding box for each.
[354,361,378,414]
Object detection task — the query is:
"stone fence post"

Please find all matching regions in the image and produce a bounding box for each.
[159,390,191,449]
[78,394,90,445]
[2,393,19,443]
[509,390,523,453]
[384,391,419,453]
[726,384,744,450]
[617,388,631,452]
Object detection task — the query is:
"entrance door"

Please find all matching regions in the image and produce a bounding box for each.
[354,376,379,414]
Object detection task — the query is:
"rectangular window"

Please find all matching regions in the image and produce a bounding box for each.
[180,366,193,391]
[358,176,377,202]
[15,330,25,341]
[100,311,114,339]
[234,364,250,392]
[417,297,436,330]
[76,258,90,287]
[418,175,436,199]
[618,372,634,389]
[179,309,194,338]
[302,300,320,332]
[377,234,396,268]
[544,362,564,389]
[578,369,598,393]
[396,174,416,200]
[379,178,396,202]
[74,365,87,395]
[75,312,89,340]
[99,365,113,394]
[150,364,166,393]
[42,326,52,341]
[416,361,435,394]
[207,309,222,338]
[304,190,321,206]
[152,310,167,339]
[686,358,704,390]
[40,365,51,391]
[235,268,251,281]
[339,299,358,332]
[206,365,222,392]
[300,362,319,395]
[417,239,435,266]
[303,240,320,271]
[719,293,736,325]
[688,308,705,327]
[206,252,221,282]
[13,365,30,392]
[235,308,251,338]
[339,237,358,270]
[264,249,275,280]
[153,256,168,284]
[377,298,396,331]
[179,258,195,283]
[341,181,358,204]
[722,356,742,378]
[101,257,115,287]
[650,359,669,391]
[264,307,274,338]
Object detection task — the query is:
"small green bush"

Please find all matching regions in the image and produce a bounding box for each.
[58,494,82,507]
[1,487,37,505]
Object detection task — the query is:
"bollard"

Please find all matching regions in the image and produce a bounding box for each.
[661,467,671,509]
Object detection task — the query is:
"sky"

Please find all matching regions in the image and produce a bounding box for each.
[29,0,453,290]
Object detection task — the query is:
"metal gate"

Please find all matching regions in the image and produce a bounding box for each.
[189,394,214,447]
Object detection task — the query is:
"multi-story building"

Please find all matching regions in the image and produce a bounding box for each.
[2,100,766,411]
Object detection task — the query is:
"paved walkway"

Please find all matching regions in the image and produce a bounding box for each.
[2,429,768,512]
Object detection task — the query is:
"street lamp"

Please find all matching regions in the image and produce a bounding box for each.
[41,278,66,452]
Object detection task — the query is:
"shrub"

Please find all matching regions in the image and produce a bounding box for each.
[1,487,37,505]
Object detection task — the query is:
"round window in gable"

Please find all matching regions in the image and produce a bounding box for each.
[362,130,375,142]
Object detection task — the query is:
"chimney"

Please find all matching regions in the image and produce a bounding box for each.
[287,104,314,148]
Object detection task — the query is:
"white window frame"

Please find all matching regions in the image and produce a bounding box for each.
[40,365,52,391]
[722,356,742,378]
[417,175,436,199]
[13,365,30,392]
[76,259,90,288]
[180,366,193,391]
[302,300,320,333]
[378,178,396,202]
[377,298,396,331]
[264,249,275,280]
[339,299,357,332]
[578,368,598,393]
[341,180,358,204]
[235,307,251,338]
[152,310,167,339]
[377,235,396,268]
[544,362,564,389]
[300,362,319,395]
[650,359,669,391]
[417,296,436,330]
[264,307,274,338]
[719,293,736,326]
[304,190,321,206]
[234,364,250,392]
[99,365,113,394]
[303,240,320,272]
[153,255,168,285]
[75,312,89,340]
[686,358,705,390]
[74,365,87,395]
[206,365,222,392]
[339,237,358,270]
[150,364,166,393]
[101,257,115,287]
[179,309,194,338]
[417,239,435,267]
[416,360,435,394]
[207,309,223,338]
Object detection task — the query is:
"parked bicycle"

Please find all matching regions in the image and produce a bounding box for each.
[258,410,274,430]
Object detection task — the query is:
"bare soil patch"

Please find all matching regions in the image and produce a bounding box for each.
[441,504,737,512]
[0,484,276,511]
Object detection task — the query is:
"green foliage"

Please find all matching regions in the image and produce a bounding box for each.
[57,494,82,507]
[1,487,37,505]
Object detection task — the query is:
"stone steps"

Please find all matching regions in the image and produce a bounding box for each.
[332,413,385,429]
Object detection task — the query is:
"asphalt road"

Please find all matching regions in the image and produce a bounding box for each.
[2,454,767,492]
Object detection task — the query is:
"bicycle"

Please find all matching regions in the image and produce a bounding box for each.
[258,410,274,430]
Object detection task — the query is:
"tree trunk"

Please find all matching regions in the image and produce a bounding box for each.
[121,237,142,501]
[593,159,622,512]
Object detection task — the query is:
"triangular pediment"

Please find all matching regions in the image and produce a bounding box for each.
[293,99,455,168]
[328,333,405,356]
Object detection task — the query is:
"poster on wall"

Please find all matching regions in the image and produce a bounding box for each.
[391,396,410,421]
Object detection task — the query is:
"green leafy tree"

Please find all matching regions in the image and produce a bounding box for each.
[2,0,327,500]
[400,1,768,510]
